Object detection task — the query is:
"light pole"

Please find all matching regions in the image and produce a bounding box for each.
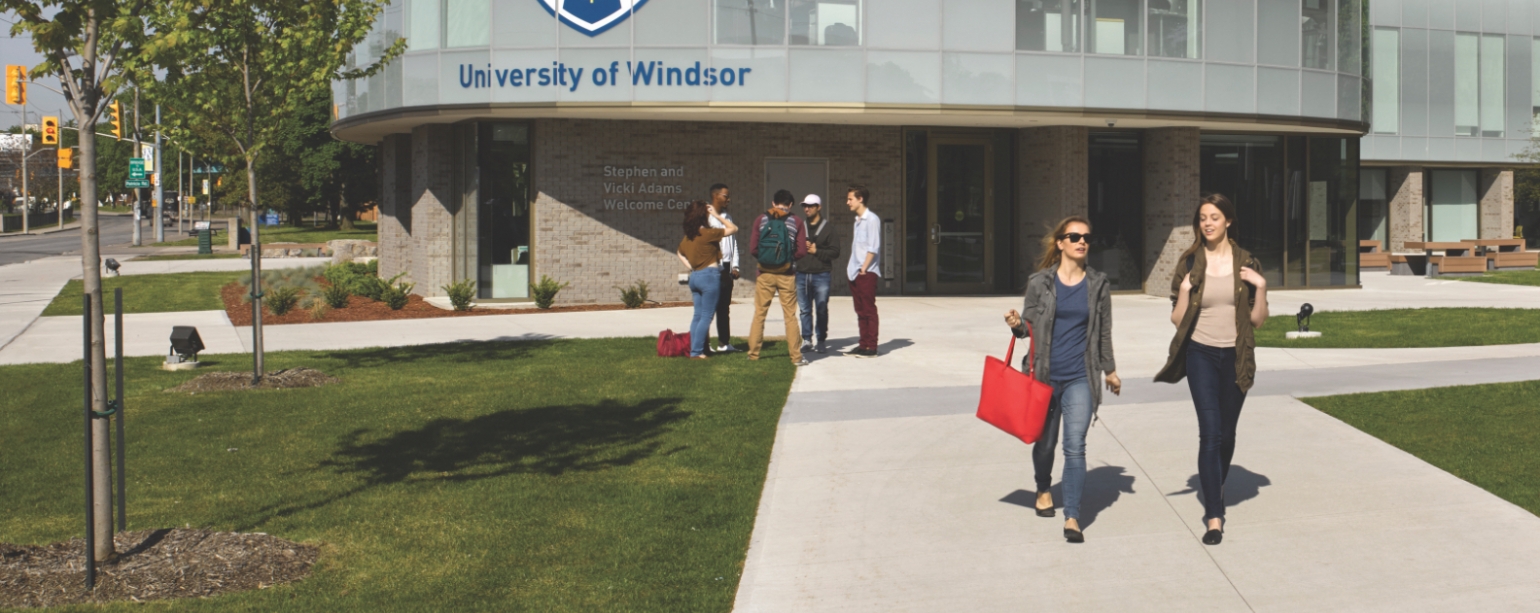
[154,105,163,243]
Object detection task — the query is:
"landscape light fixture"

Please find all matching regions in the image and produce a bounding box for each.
[1296,303,1314,333]
[166,326,204,368]
[104,258,121,276]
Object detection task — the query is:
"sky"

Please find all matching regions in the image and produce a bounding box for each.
[2,11,75,128]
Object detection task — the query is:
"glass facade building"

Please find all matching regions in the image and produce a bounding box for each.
[333,0,1403,303]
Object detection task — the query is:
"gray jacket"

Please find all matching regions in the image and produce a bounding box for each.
[1011,267,1117,408]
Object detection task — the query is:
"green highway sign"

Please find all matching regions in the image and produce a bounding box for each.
[129,158,146,180]
[125,179,150,188]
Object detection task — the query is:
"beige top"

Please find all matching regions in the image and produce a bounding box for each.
[1191,268,1237,348]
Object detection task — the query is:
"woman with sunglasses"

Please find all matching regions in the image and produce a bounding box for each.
[1155,193,1269,546]
[1003,216,1121,543]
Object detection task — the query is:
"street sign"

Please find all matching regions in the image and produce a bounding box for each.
[129,158,145,180]
[202,179,210,195]
[125,179,150,188]
[140,143,154,169]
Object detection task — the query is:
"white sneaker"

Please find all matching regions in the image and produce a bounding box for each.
[800,341,813,353]
[714,344,739,353]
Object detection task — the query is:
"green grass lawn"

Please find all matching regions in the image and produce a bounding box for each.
[1304,381,1540,516]
[151,222,377,247]
[1460,269,1540,287]
[41,272,245,316]
[0,338,794,611]
[1255,308,1540,348]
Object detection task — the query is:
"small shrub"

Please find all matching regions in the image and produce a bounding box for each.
[442,279,477,311]
[530,275,569,309]
[617,280,650,309]
[308,299,330,320]
[382,281,414,310]
[267,286,302,316]
[322,283,351,308]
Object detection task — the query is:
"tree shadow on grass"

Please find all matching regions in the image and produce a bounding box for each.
[310,336,558,370]
[232,397,688,530]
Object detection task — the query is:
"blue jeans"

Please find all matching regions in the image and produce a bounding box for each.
[1033,377,1092,520]
[1186,342,1248,522]
[688,268,721,357]
[795,271,831,344]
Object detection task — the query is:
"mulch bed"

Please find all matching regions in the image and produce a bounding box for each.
[0,529,319,609]
[220,282,691,325]
[167,368,339,393]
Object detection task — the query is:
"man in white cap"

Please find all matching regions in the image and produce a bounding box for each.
[794,193,840,354]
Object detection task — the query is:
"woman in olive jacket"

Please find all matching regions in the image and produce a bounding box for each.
[1003,216,1121,543]
[1155,194,1269,546]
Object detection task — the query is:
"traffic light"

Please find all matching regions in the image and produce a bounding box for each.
[108,101,123,140]
[4,65,24,105]
[41,116,58,145]
[58,148,73,169]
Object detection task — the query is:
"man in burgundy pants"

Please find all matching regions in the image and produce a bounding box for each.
[845,185,880,358]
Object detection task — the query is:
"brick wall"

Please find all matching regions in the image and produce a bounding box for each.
[1141,127,1200,296]
[408,125,458,294]
[1388,166,1424,253]
[378,134,412,282]
[1480,169,1515,239]
[532,119,903,304]
[1015,126,1088,283]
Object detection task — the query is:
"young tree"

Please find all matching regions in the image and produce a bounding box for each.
[143,0,401,380]
[1,0,151,563]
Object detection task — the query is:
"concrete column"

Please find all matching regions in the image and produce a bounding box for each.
[1015,126,1088,286]
[1387,166,1424,252]
[1479,168,1515,239]
[410,125,458,296]
[378,134,413,284]
[1141,127,1200,296]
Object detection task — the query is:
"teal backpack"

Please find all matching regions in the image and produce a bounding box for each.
[756,216,793,267]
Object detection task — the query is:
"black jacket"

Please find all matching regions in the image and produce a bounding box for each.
[793,216,841,274]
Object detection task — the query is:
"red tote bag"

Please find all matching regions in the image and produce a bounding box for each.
[976,322,1054,444]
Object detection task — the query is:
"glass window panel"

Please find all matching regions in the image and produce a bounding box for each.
[716,0,786,45]
[1205,63,1254,114]
[635,0,710,46]
[710,48,788,101]
[1301,69,1335,116]
[1303,0,1335,70]
[1088,0,1142,55]
[476,122,533,299]
[1338,0,1361,75]
[1455,32,1479,135]
[868,51,940,104]
[788,48,863,101]
[790,0,860,45]
[409,0,440,50]
[945,0,1017,52]
[1338,74,1361,121]
[869,0,939,49]
[1257,67,1302,115]
[1533,38,1540,125]
[1199,134,1287,288]
[904,130,928,291]
[1480,34,1505,136]
[1372,28,1399,133]
[1359,167,1388,244]
[942,53,1013,105]
[445,0,489,47]
[1017,0,1082,52]
[1306,137,1357,286]
[1147,60,1203,110]
[1084,57,1146,107]
[1016,53,1083,106]
[1428,169,1479,242]
[1148,0,1200,58]
[492,0,556,48]
[1204,0,1253,62]
[1087,132,1144,291]
[1258,0,1300,67]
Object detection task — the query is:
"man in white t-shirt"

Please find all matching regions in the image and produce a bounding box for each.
[845,185,880,358]
[707,183,741,352]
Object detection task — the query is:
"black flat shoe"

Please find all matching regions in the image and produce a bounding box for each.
[1064,527,1084,543]
[1036,505,1055,518]
[1202,529,1223,545]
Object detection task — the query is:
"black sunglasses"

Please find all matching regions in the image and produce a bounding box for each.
[1058,232,1092,244]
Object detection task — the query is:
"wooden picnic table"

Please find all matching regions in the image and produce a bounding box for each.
[1469,238,1538,270]
[1401,241,1483,277]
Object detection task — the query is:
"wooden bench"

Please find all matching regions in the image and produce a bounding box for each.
[1406,241,1483,277]
[1470,239,1538,271]
[1359,240,1390,270]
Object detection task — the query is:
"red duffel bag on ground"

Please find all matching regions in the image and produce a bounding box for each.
[977,322,1054,444]
[657,329,691,357]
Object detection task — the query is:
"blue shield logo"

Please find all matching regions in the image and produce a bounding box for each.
[540,0,648,37]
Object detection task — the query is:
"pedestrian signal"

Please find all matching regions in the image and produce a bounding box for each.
[109,101,123,140]
[41,116,58,145]
[58,149,74,169]
[4,65,24,105]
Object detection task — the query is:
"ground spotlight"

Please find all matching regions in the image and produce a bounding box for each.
[104,258,121,276]
[165,326,205,370]
[1296,303,1314,333]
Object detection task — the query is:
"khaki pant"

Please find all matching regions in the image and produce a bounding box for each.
[747,272,802,362]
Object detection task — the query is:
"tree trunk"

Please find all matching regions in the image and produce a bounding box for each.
[247,154,264,382]
[338,179,353,230]
[76,116,114,563]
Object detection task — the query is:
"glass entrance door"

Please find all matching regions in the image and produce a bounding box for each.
[927,137,995,293]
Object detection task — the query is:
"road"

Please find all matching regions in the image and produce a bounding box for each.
[0,215,145,267]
